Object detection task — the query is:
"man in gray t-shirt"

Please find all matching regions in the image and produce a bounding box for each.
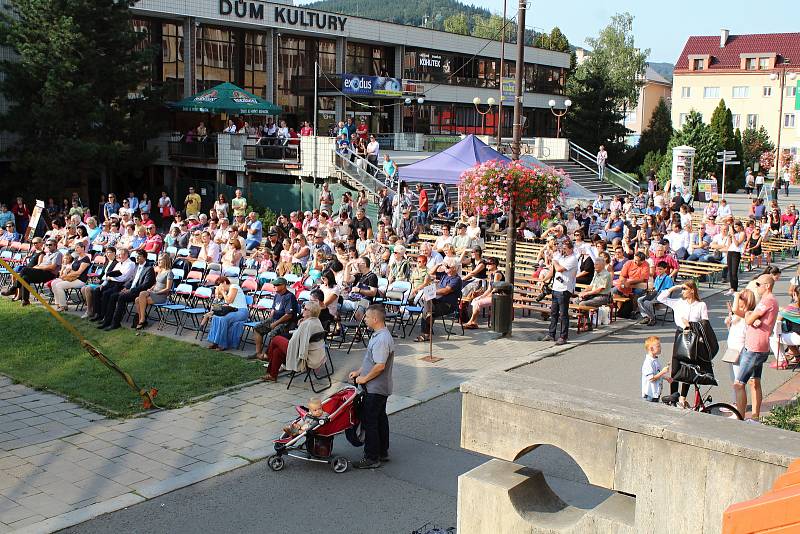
[349,305,395,469]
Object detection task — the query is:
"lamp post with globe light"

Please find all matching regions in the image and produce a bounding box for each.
[770,61,797,181]
[472,96,496,136]
[548,98,572,138]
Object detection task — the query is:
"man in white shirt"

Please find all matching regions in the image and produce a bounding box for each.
[90,248,135,322]
[665,223,690,260]
[541,240,578,345]
[420,242,443,271]
[717,199,732,219]
[366,135,380,172]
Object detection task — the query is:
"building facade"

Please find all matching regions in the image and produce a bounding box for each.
[623,65,672,146]
[130,0,571,138]
[672,30,800,161]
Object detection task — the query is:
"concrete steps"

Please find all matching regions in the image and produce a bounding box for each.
[550,160,627,197]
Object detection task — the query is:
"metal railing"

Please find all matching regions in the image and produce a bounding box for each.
[168,136,218,161]
[568,141,640,195]
[333,148,390,197]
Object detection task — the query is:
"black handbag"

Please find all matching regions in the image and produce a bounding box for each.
[212,304,237,316]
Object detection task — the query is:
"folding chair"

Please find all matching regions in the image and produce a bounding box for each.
[158,283,192,332]
[336,302,370,354]
[178,286,214,336]
[286,332,333,393]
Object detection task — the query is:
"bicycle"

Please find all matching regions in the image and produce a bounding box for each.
[661,363,743,420]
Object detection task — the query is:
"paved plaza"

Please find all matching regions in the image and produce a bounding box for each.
[0,193,799,532]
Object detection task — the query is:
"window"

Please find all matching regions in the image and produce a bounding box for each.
[787,86,797,98]
[623,110,636,124]
[763,86,772,97]
[693,58,704,70]
[732,86,749,98]
[759,57,770,70]
[732,114,741,129]
[703,87,720,98]
[681,87,691,98]
[679,113,689,126]
[745,58,757,70]
[785,113,796,128]
[747,114,758,129]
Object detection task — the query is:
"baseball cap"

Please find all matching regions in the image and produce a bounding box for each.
[272,277,288,286]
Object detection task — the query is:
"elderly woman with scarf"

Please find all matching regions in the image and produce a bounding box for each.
[261,301,326,382]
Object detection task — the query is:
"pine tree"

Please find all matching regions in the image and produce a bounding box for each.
[0,0,163,196]
[709,100,735,151]
[638,97,672,155]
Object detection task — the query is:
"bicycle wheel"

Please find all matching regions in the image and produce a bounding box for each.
[702,402,743,420]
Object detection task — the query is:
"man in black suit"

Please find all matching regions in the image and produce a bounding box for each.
[99,252,155,330]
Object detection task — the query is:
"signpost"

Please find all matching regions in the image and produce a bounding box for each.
[716,150,740,199]
[419,284,443,363]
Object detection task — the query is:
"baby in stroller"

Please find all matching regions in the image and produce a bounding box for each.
[283,396,328,437]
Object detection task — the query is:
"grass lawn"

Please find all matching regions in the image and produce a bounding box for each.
[0,298,263,416]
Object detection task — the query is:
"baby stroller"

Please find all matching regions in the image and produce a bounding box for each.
[268,385,362,474]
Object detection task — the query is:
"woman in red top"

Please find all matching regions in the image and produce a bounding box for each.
[12,197,30,234]
[299,121,313,136]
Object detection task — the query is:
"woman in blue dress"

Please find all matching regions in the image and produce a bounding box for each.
[206,276,249,351]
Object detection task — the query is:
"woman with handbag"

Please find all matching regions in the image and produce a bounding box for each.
[657,280,709,408]
[724,289,756,403]
[205,276,249,351]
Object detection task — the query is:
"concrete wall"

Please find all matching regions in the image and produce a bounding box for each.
[458,373,800,534]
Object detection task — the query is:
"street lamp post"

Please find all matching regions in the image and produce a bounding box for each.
[506,0,526,286]
[770,60,796,184]
[548,98,572,138]
[472,97,497,136]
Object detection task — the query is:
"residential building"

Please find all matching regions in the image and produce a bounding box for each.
[672,30,800,168]
[623,65,672,145]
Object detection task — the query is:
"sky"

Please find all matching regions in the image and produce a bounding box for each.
[475,0,799,63]
[296,0,799,64]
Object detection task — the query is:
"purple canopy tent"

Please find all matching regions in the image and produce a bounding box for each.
[399,135,511,185]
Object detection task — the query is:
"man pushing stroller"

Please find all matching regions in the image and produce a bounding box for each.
[349,305,395,469]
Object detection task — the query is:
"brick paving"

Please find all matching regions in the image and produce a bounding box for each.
[0,241,797,532]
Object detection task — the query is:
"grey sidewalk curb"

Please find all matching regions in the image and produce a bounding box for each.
[14,257,798,534]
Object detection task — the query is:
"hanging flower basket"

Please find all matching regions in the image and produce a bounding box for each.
[458,160,566,221]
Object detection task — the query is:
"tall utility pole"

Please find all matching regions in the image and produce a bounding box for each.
[496,0,507,147]
[506,0,526,285]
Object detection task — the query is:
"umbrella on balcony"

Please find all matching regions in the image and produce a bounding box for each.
[169,82,282,115]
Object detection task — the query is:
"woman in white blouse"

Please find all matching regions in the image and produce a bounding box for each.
[657,280,709,408]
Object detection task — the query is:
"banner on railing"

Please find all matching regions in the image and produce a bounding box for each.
[342,73,402,97]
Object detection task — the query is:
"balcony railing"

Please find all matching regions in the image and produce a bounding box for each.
[167,136,218,161]
[242,140,300,165]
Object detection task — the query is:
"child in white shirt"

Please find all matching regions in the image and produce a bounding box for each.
[642,336,671,402]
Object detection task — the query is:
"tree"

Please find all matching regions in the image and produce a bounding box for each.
[563,62,628,160]
[742,126,775,168]
[443,13,469,35]
[471,14,514,42]
[565,13,647,158]
[638,97,672,156]
[0,0,163,196]
[709,100,735,151]
[638,150,666,183]
[583,12,649,108]
[534,27,570,52]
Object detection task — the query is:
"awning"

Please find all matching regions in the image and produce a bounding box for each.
[168,82,282,115]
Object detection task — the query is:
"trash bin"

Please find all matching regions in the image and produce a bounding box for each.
[491,281,514,335]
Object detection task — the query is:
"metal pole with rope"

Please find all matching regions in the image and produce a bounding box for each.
[0,258,158,410]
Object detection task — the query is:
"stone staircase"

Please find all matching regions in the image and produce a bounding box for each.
[549,159,627,197]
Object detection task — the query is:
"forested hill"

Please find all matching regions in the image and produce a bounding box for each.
[303,0,491,30]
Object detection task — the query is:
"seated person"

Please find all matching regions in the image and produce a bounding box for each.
[612,251,650,298]
[282,396,328,437]
[463,257,504,329]
[262,301,326,382]
[417,258,462,342]
[575,257,612,307]
[637,261,675,326]
[253,277,300,360]
[341,256,379,314]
